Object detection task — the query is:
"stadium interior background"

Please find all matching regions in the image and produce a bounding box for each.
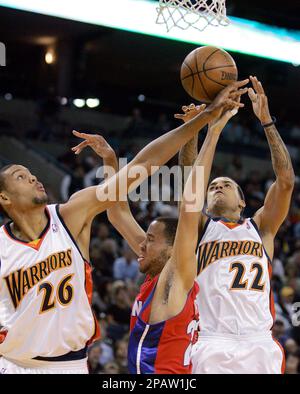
[0,0,300,374]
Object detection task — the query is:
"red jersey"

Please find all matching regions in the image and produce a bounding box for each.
[128,275,199,374]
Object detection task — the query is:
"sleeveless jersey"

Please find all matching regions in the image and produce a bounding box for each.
[196,217,275,335]
[0,204,100,363]
[128,275,199,374]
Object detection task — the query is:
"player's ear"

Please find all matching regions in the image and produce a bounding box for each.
[0,192,11,207]
[238,199,246,210]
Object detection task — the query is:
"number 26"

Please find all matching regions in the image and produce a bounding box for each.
[38,274,74,314]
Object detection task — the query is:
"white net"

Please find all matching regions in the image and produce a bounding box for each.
[156,0,230,32]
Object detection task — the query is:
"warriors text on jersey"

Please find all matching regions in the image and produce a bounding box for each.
[128,275,199,374]
[0,204,100,364]
[196,217,275,335]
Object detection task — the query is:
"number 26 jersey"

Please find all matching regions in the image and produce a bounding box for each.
[0,204,99,362]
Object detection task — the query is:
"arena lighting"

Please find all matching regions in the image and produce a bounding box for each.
[138,94,146,102]
[45,50,55,64]
[4,93,13,100]
[86,98,100,108]
[73,99,85,108]
[1,0,300,64]
[60,97,68,105]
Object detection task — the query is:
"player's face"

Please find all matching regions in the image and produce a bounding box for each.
[206,177,244,215]
[138,221,172,276]
[0,165,48,211]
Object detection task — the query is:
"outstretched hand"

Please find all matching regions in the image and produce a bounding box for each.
[208,79,249,120]
[174,103,206,123]
[248,76,272,124]
[71,130,115,159]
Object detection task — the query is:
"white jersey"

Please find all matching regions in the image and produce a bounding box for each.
[0,204,99,364]
[196,217,275,335]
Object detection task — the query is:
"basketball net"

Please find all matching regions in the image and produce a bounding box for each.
[156,0,230,32]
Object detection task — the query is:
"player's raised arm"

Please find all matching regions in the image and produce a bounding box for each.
[170,104,242,291]
[60,79,249,240]
[249,76,295,237]
[177,104,204,212]
[72,133,146,256]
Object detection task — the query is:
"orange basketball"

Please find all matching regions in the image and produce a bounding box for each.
[180,46,238,103]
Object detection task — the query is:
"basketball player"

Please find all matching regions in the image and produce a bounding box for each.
[180,76,294,374]
[0,80,247,374]
[88,105,242,373]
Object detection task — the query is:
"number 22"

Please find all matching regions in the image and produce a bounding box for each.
[229,262,265,291]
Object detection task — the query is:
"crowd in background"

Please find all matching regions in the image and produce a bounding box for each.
[0,103,300,374]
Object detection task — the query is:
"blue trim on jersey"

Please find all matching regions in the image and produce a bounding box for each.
[128,318,165,374]
[33,346,87,362]
[140,281,156,314]
[196,218,211,275]
[250,218,273,264]
[128,278,165,374]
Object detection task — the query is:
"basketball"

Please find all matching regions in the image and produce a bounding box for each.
[180,46,238,103]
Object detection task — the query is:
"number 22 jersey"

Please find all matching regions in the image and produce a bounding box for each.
[195,217,275,335]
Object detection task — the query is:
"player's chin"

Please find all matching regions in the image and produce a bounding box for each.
[33,193,49,206]
[214,196,227,206]
[138,259,148,274]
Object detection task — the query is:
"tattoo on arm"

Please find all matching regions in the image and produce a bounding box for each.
[264,125,292,175]
[179,135,198,167]
[178,135,198,204]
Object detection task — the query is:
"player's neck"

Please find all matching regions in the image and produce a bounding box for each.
[209,209,241,223]
[8,205,48,242]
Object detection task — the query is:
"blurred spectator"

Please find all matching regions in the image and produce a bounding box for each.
[113,242,139,282]
[106,281,132,341]
[102,362,121,374]
[88,343,103,374]
[285,354,300,374]
[275,287,295,331]
[272,239,285,281]
[272,320,289,347]
[114,339,129,374]
[284,338,299,355]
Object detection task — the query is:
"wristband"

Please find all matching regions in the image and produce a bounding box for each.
[261,116,276,128]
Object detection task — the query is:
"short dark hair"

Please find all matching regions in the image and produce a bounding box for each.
[155,217,178,246]
[0,164,13,192]
[236,183,245,202]
[235,182,245,216]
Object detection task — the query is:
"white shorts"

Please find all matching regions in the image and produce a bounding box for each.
[191,332,285,374]
[0,356,89,374]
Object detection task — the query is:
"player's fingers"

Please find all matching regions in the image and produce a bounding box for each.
[226,99,244,108]
[71,140,89,152]
[229,108,239,117]
[256,80,266,96]
[250,75,261,94]
[247,88,257,102]
[230,79,249,91]
[251,76,263,94]
[229,88,248,99]
[72,130,85,138]
[72,130,93,139]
